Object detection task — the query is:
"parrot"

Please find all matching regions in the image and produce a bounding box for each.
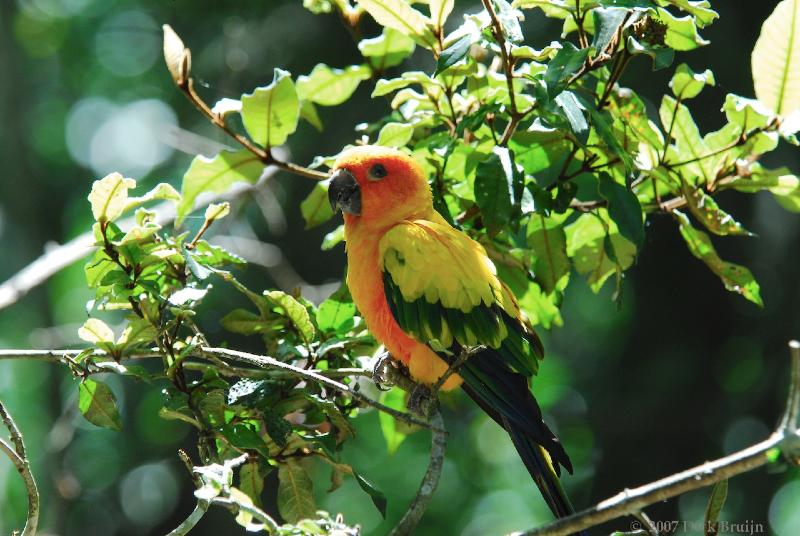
[327,145,579,523]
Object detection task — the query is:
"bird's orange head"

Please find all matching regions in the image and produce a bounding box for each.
[328,145,433,229]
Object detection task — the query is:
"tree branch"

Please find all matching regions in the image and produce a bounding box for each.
[0,171,277,312]
[389,409,447,536]
[198,347,445,433]
[0,401,39,536]
[510,340,800,536]
[165,501,209,536]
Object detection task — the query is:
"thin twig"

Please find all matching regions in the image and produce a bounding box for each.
[388,410,447,536]
[511,340,800,536]
[166,501,209,536]
[0,401,39,536]
[198,347,445,433]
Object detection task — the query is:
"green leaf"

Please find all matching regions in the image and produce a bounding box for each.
[78,318,115,345]
[241,68,300,148]
[493,0,524,43]
[239,460,268,508]
[300,180,335,229]
[527,215,571,294]
[721,93,773,130]
[704,479,728,536]
[675,210,763,306]
[554,90,588,142]
[752,0,800,115]
[660,94,709,183]
[264,290,316,342]
[625,35,675,71]
[598,173,645,248]
[566,210,636,292]
[378,388,410,455]
[660,0,718,27]
[220,422,271,456]
[545,42,589,97]
[124,182,181,212]
[322,225,346,250]
[725,164,800,212]
[176,150,264,226]
[358,28,415,69]
[78,379,122,431]
[583,99,634,172]
[435,34,473,76]
[474,147,515,236]
[316,287,356,334]
[204,202,230,222]
[299,99,323,131]
[430,0,454,30]
[357,0,437,49]
[592,7,629,53]
[657,7,709,50]
[680,181,753,236]
[277,460,317,523]
[297,64,370,106]
[670,63,715,99]
[221,309,269,335]
[353,470,388,518]
[88,172,137,223]
[116,318,158,350]
[376,122,414,147]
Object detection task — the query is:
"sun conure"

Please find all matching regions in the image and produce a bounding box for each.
[328,145,579,523]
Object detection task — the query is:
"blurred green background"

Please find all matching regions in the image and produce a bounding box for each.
[1,1,799,534]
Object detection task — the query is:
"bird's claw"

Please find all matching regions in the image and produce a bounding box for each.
[372,352,396,391]
[407,383,437,418]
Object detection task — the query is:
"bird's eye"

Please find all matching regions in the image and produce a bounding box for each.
[368,163,388,181]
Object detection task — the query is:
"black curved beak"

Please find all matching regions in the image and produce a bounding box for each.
[328,168,361,216]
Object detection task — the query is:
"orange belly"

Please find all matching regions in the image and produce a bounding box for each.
[344,224,462,390]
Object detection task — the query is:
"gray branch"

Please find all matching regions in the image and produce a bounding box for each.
[0,401,39,536]
[511,340,800,536]
[389,409,447,536]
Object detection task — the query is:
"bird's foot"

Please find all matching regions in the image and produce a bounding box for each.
[407,383,437,419]
[372,352,396,391]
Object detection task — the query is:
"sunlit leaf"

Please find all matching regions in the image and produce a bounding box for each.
[657,7,709,51]
[675,210,763,306]
[300,180,335,229]
[78,378,122,431]
[204,202,230,222]
[89,172,136,223]
[241,68,300,148]
[358,28,416,69]
[162,24,190,84]
[670,63,715,100]
[297,64,370,106]
[264,290,316,342]
[378,387,411,455]
[176,150,264,226]
[78,317,116,345]
[680,181,753,236]
[376,122,414,147]
[429,0,454,30]
[357,0,437,49]
[752,0,800,116]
